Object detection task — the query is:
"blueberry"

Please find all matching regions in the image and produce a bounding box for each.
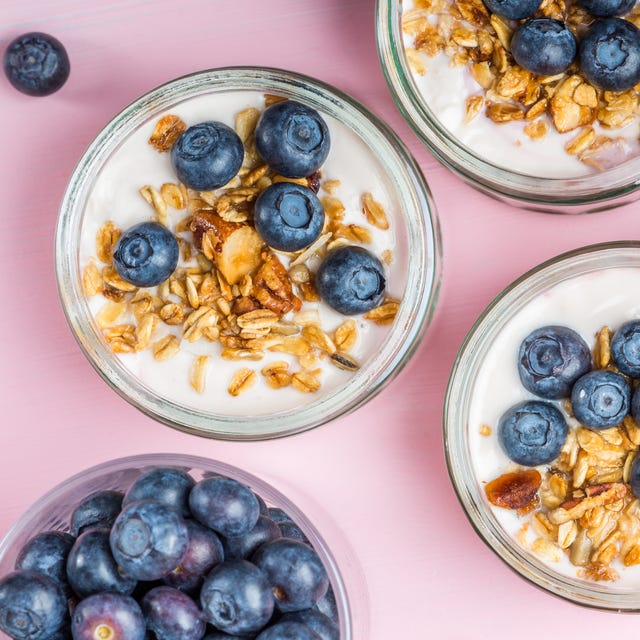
[256,494,269,517]
[66,528,136,598]
[251,538,329,613]
[113,221,179,288]
[578,0,635,16]
[579,18,640,91]
[110,500,189,581]
[267,508,291,525]
[278,521,310,545]
[15,531,75,598]
[189,476,260,538]
[200,559,274,635]
[71,593,145,640]
[203,634,253,640]
[280,610,338,640]
[142,586,205,640]
[313,586,338,624]
[571,370,630,429]
[171,122,243,191]
[511,19,577,76]
[255,621,321,640]
[163,520,224,593]
[253,182,324,252]
[610,319,640,377]
[316,246,386,315]
[498,400,568,466]
[481,0,541,19]
[222,516,282,560]
[71,490,124,536]
[124,467,195,518]
[255,101,330,178]
[0,571,67,640]
[517,326,591,400]
[3,32,70,96]
[629,451,640,498]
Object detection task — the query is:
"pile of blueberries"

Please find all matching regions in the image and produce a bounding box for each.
[112,99,386,317]
[498,320,640,496]
[481,0,640,91]
[0,467,339,640]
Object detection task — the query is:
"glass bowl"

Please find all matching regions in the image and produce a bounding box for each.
[55,66,441,440]
[0,453,360,638]
[376,0,640,213]
[445,242,640,610]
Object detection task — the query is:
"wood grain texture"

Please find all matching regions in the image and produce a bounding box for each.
[1,1,640,637]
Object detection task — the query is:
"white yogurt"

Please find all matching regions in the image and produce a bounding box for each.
[80,90,407,416]
[468,267,640,584]
[402,2,640,179]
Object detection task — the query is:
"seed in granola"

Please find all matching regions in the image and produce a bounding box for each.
[330,352,360,372]
[361,193,390,231]
[151,334,180,361]
[291,370,321,394]
[190,355,210,393]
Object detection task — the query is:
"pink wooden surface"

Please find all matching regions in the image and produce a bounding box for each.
[2,0,640,636]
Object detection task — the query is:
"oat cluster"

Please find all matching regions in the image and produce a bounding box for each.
[403,0,640,169]
[83,97,398,398]
[485,327,640,582]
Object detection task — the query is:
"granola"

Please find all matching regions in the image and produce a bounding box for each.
[483,323,640,581]
[402,0,640,171]
[84,96,398,402]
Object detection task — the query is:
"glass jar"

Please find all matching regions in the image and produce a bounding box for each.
[0,453,365,638]
[55,67,441,440]
[445,242,640,610]
[376,0,640,213]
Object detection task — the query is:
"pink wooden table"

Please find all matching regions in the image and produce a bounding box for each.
[2,0,640,636]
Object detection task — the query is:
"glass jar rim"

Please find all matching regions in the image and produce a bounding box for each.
[376,0,640,209]
[0,453,355,638]
[55,66,441,440]
[444,241,640,610]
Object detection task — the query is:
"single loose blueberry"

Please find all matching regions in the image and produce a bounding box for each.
[316,246,386,315]
[163,520,224,593]
[123,467,195,517]
[252,538,329,613]
[571,370,630,429]
[113,221,179,287]
[110,500,189,581]
[3,32,70,96]
[142,586,205,640]
[578,0,635,16]
[253,182,324,252]
[71,490,124,536]
[255,101,330,178]
[222,515,282,560]
[280,610,338,640]
[482,0,541,19]
[200,559,274,635]
[0,571,67,640]
[579,18,640,91]
[171,122,243,191]
[511,19,577,75]
[498,400,568,466]
[15,531,75,598]
[611,319,640,377]
[71,593,145,640]
[189,476,260,538]
[255,621,322,640]
[66,528,137,598]
[517,326,591,400]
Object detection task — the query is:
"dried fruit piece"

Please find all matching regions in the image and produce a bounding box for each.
[485,469,542,510]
